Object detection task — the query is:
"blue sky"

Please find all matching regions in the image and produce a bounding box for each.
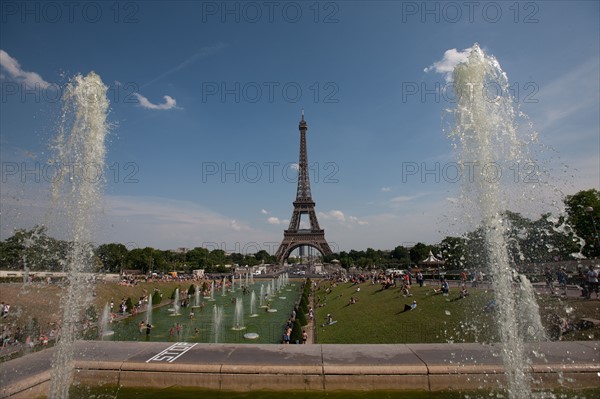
[1,1,599,253]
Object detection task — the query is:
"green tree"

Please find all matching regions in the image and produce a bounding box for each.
[152,290,162,305]
[96,243,128,273]
[186,247,210,267]
[290,319,303,344]
[409,243,431,265]
[439,237,467,269]
[391,245,410,266]
[0,225,69,272]
[254,250,276,264]
[564,189,600,257]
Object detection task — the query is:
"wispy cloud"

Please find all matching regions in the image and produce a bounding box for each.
[98,195,270,249]
[142,42,227,88]
[424,47,473,82]
[381,186,392,192]
[261,209,268,214]
[389,194,423,203]
[532,57,599,134]
[0,49,51,89]
[133,93,178,110]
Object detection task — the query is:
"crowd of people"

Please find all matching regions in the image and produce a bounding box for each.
[544,265,599,299]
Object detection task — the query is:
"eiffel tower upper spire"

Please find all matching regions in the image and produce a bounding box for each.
[295,111,312,202]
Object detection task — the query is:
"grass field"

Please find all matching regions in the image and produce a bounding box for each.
[1,278,598,345]
[313,280,600,344]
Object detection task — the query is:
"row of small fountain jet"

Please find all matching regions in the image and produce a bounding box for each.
[99,273,291,342]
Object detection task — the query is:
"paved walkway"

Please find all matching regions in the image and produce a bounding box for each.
[1,341,598,398]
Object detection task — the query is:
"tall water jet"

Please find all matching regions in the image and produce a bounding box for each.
[232,297,246,330]
[222,279,226,296]
[249,291,258,317]
[448,44,545,399]
[211,305,223,343]
[145,294,153,327]
[48,72,110,399]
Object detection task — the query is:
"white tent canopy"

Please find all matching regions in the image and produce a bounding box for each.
[421,251,443,264]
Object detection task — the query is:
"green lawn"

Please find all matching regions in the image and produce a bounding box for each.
[313,280,599,344]
[314,281,497,344]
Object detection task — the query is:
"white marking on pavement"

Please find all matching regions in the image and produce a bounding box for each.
[146,342,197,363]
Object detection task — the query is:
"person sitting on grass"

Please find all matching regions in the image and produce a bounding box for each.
[459,286,469,299]
[483,299,497,312]
[441,279,449,295]
[401,283,412,297]
[403,301,417,312]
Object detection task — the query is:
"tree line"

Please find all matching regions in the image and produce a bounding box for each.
[0,189,598,273]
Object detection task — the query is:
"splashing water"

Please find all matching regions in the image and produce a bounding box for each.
[259,284,265,307]
[145,294,153,327]
[171,288,180,316]
[212,305,223,343]
[232,297,246,330]
[249,291,258,317]
[99,303,113,338]
[48,72,109,399]
[448,44,546,399]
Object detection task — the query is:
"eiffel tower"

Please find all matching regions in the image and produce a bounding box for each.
[275,112,333,264]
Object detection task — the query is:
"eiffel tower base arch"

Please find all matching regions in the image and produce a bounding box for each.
[275,232,333,264]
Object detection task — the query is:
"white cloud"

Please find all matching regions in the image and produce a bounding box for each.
[424,47,473,82]
[267,217,281,225]
[261,209,268,214]
[133,93,178,110]
[348,216,368,226]
[230,220,243,231]
[318,210,346,222]
[289,163,299,171]
[381,186,392,192]
[0,49,51,89]
[318,210,367,226]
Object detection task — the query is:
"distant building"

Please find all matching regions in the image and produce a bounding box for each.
[172,247,190,254]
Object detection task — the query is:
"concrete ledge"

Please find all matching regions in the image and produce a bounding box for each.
[0,370,51,399]
[1,341,598,397]
[323,374,429,391]
[118,371,222,390]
